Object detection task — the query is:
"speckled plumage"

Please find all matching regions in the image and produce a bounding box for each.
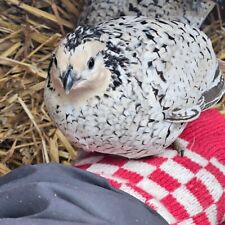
[79,0,215,28]
[44,16,225,158]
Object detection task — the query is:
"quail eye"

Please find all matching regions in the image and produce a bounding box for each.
[87,57,95,70]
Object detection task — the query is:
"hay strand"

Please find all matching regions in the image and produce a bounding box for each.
[7,0,74,28]
[18,97,49,163]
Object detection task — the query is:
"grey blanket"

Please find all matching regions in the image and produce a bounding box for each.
[0,163,168,225]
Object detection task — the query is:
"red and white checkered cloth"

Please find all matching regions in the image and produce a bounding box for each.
[74,109,225,225]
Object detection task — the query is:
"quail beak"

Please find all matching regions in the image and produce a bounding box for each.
[61,68,76,94]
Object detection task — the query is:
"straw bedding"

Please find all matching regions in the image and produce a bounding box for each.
[0,0,224,175]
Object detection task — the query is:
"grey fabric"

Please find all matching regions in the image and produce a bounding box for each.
[0,163,168,225]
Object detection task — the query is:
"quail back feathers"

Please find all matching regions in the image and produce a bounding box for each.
[79,0,215,28]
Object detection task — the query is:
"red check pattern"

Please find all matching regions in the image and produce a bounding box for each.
[74,109,225,225]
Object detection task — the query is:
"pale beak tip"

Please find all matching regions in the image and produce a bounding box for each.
[65,89,70,95]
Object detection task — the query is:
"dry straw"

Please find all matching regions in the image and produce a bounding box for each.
[0,0,224,175]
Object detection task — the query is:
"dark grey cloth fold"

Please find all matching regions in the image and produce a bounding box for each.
[0,163,168,225]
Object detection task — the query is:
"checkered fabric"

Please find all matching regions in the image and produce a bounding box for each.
[74,109,225,225]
